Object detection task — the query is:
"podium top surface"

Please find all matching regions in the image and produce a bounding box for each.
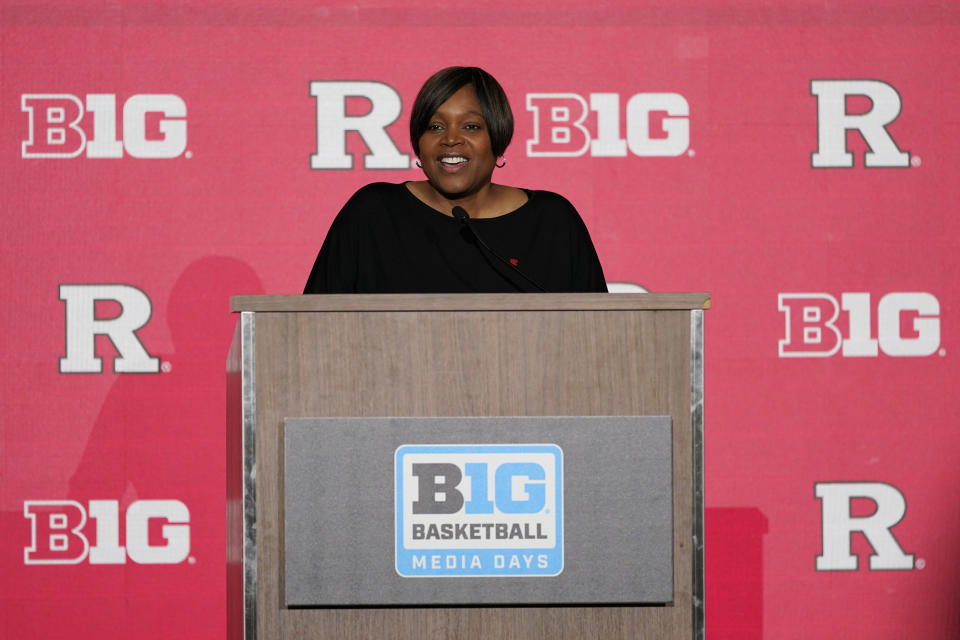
[230,293,710,313]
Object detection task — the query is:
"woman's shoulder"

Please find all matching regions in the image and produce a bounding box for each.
[346,181,407,205]
[521,188,581,218]
[335,182,412,221]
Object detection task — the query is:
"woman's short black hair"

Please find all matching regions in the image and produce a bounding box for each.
[409,66,514,158]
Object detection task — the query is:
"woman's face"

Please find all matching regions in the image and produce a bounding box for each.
[417,84,497,200]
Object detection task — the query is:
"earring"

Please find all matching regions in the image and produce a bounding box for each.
[496,157,506,168]
[415,159,422,168]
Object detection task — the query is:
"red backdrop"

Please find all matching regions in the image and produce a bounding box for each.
[3,2,959,638]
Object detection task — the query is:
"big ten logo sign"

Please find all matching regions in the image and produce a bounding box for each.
[815,482,914,571]
[526,93,690,157]
[24,499,191,565]
[395,444,563,577]
[811,80,911,168]
[21,93,188,159]
[308,81,691,169]
[60,284,160,374]
[778,292,941,358]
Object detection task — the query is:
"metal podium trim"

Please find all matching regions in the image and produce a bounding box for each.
[241,312,258,640]
[691,309,705,639]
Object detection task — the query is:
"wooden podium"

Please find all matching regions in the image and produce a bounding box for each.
[227,293,707,639]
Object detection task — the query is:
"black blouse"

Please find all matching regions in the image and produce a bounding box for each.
[304,182,607,294]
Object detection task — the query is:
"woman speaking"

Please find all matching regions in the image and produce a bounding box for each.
[303,67,607,294]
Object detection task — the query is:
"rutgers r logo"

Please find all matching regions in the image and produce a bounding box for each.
[24,500,191,565]
[815,482,914,571]
[60,284,160,373]
[811,80,910,168]
[310,81,410,170]
[778,292,941,358]
[21,93,188,159]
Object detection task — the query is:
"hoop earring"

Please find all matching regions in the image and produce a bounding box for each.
[496,157,506,168]
[415,159,422,168]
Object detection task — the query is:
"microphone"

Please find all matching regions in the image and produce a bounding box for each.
[452,206,546,293]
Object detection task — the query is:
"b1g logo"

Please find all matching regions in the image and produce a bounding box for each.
[811,79,910,168]
[526,93,689,157]
[815,482,914,571]
[778,292,941,358]
[395,444,563,577]
[21,93,187,159]
[24,499,190,565]
[60,284,160,374]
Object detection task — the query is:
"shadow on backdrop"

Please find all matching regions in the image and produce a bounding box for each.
[59,256,264,640]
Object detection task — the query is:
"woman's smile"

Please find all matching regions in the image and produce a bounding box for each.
[438,154,470,172]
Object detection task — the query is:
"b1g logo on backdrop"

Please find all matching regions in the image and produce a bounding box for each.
[21,93,188,159]
[395,444,563,577]
[60,284,160,373]
[815,482,914,571]
[778,292,941,358]
[526,93,690,157]
[24,499,191,565]
[811,79,910,168]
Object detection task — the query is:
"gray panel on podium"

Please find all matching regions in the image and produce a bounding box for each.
[284,415,672,606]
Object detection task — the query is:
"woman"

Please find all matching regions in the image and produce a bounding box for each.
[303,66,607,293]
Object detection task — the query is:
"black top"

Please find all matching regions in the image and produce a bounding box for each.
[303,182,607,294]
